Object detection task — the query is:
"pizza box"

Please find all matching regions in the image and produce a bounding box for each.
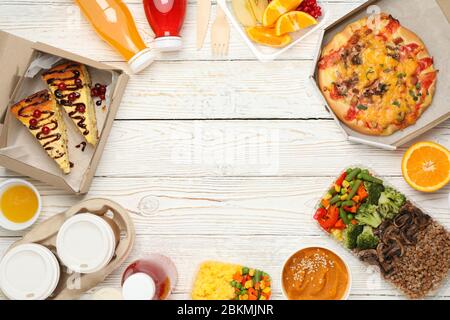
[310,0,450,150]
[0,30,129,194]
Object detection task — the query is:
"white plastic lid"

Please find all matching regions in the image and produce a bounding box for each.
[128,48,157,74]
[0,244,60,300]
[154,36,183,52]
[56,214,116,274]
[122,273,156,300]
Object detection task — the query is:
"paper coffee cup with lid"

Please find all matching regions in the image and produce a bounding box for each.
[56,213,118,274]
[0,243,60,300]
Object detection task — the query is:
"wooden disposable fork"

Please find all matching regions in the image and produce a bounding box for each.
[210,5,230,56]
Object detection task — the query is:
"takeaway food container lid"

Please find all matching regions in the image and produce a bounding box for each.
[56,213,116,274]
[0,243,60,300]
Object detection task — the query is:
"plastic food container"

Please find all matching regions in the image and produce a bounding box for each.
[56,213,119,274]
[313,166,450,299]
[217,0,328,61]
[281,246,352,300]
[0,244,60,300]
[0,179,42,231]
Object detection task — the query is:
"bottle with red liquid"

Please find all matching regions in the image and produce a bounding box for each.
[121,254,177,300]
[143,0,187,52]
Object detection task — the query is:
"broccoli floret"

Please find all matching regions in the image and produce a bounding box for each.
[367,183,385,205]
[342,224,364,249]
[378,187,406,220]
[356,203,383,228]
[356,226,380,250]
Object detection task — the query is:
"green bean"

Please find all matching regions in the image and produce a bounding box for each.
[341,200,355,207]
[346,168,353,174]
[329,194,341,205]
[348,180,362,199]
[348,214,354,220]
[340,207,351,224]
[328,187,337,196]
[359,173,383,184]
[335,201,342,207]
[254,270,261,284]
[346,168,362,182]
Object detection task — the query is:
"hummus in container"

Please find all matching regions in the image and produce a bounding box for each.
[282,247,350,300]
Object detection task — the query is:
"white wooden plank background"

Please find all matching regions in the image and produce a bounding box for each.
[0,0,449,300]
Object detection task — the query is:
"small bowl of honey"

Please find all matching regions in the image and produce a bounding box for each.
[0,179,41,231]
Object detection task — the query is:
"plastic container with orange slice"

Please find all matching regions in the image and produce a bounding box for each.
[218,0,328,61]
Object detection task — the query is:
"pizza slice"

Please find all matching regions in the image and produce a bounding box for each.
[42,62,98,146]
[10,90,71,174]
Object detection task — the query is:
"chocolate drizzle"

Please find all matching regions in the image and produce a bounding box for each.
[43,63,89,135]
[76,141,87,152]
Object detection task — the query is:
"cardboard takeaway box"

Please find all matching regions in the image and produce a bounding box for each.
[0,31,129,194]
[310,0,450,150]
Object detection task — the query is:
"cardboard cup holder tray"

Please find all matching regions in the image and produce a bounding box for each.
[6,198,135,300]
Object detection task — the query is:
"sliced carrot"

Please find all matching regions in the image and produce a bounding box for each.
[357,184,368,200]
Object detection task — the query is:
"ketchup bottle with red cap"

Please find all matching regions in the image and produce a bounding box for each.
[143,0,187,52]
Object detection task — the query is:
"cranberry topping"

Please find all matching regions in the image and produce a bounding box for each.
[76,105,86,113]
[42,126,50,135]
[33,110,42,118]
[75,78,83,87]
[99,86,106,95]
[29,118,38,127]
[68,93,77,101]
[58,83,66,91]
[91,88,99,97]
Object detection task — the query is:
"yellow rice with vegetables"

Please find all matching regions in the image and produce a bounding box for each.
[192,261,241,300]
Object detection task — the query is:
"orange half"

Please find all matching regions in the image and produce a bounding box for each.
[402,141,450,193]
[262,0,304,27]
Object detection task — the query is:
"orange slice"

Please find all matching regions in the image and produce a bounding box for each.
[275,11,317,36]
[246,26,292,47]
[262,0,304,27]
[402,141,450,193]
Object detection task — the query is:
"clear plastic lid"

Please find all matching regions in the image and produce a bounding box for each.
[0,244,60,300]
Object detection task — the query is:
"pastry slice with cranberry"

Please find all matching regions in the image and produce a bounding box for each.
[42,62,98,146]
[10,90,71,174]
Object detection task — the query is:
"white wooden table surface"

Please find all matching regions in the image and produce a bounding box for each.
[0,0,449,300]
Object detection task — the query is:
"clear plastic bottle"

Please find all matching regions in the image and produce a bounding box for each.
[121,254,177,300]
[75,0,156,74]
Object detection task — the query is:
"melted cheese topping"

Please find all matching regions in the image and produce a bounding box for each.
[323,24,430,133]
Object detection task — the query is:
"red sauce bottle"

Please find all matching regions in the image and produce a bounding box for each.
[121,254,177,300]
[143,0,187,52]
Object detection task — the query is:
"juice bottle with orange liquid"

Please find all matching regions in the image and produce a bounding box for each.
[75,0,156,74]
